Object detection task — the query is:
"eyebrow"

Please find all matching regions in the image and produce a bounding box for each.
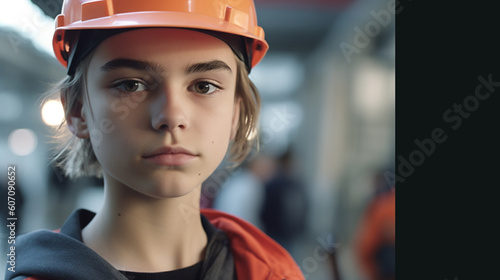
[186,60,232,74]
[100,58,164,73]
[100,58,232,74]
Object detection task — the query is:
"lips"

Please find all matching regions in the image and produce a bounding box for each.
[142,146,198,166]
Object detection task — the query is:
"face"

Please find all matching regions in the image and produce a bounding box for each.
[70,28,240,198]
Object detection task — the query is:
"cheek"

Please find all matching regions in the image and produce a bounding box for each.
[84,93,144,152]
[197,109,234,151]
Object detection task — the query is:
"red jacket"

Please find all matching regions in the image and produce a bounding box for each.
[355,191,395,280]
[202,209,304,280]
[7,209,304,280]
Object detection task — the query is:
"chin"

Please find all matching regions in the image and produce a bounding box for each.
[141,178,202,199]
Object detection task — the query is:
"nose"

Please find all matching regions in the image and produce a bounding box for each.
[151,87,189,132]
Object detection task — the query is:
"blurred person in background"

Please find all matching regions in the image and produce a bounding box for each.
[260,148,309,255]
[5,0,305,279]
[213,153,277,229]
[354,171,395,280]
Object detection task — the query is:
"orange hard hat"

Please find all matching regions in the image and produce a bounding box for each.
[53,0,269,74]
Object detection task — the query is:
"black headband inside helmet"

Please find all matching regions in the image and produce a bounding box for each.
[65,28,253,75]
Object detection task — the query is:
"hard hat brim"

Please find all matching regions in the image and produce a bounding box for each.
[53,11,268,70]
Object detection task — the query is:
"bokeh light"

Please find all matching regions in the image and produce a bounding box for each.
[8,128,38,156]
[41,99,65,126]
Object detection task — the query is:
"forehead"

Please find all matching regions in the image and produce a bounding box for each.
[90,28,236,67]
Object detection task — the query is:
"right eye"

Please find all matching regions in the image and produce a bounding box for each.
[114,80,148,93]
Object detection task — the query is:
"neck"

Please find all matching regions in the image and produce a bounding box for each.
[82,179,207,272]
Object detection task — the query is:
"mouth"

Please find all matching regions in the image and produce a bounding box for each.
[142,146,198,166]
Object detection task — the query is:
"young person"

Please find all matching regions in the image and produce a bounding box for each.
[6,0,304,279]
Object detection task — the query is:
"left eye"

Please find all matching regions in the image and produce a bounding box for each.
[190,82,219,94]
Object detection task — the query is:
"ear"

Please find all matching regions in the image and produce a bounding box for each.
[230,97,241,140]
[61,93,90,139]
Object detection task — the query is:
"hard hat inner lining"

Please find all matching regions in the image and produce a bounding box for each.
[66,27,252,75]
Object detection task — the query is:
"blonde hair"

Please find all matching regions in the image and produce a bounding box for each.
[43,53,260,179]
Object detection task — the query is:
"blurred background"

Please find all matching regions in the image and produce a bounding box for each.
[0,0,394,279]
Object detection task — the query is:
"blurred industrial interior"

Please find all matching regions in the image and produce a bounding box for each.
[0,0,394,279]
